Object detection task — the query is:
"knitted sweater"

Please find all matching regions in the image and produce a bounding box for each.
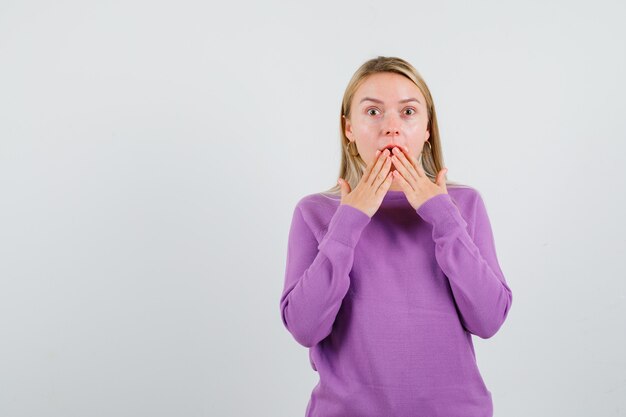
[279,186,513,417]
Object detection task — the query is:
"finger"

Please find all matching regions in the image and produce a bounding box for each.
[377,167,394,195]
[392,169,414,193]
[371,149,381,171]
[391,147,419,182]
[362,149,383,183]
[360,149,379,183]
[390,152,416,185]
[414,155,427,178]
[371,153,392,190]
[399,145,425,178]
[365,149,390,185]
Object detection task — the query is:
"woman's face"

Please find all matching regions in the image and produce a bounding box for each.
[344,72,430,173]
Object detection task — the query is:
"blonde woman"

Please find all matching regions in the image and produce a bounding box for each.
[279,56,513,417]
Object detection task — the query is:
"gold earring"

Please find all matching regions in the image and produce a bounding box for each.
[346,140,359,156]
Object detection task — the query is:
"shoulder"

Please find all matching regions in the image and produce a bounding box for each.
[292,192,342,238]
[446,184,491,233]
[294,192,341,216]
[446,184,488,217]
[296,191,341,208]
[446,183,484,206]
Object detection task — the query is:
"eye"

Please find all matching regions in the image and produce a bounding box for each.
[404,108,416,116]
[367,108,380,116]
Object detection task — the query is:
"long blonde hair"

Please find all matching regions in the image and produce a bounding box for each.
[323,56,466,195]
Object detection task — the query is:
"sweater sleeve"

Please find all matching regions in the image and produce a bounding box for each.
[416,192,513,339]
[279,203,372,348]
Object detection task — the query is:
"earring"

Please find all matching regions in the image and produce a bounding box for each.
[346,140,359,156]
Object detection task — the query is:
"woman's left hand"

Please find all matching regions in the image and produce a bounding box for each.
[390,145,448,210]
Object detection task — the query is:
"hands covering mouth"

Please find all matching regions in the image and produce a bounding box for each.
[337,142,448,216]
[380,145,402,170]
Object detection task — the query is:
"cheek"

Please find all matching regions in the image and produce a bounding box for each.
[355,118,377,129]
[354,124,377,137]
[406,121,428,135]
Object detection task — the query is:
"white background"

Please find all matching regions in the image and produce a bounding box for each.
[1,0,625,416]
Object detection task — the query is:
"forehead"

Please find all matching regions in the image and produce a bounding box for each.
[354,72,425,104]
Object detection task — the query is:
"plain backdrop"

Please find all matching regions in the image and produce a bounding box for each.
[1,0,625,416]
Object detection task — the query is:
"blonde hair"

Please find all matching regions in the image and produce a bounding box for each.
[323,56,466,195]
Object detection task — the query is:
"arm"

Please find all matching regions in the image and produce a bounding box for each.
[279,202,371,347]
[416,191,513,339]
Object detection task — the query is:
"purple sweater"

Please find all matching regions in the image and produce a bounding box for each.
[279,186,513,417]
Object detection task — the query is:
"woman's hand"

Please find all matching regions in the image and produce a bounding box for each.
[337,148,394,218]
[390,145,448,210]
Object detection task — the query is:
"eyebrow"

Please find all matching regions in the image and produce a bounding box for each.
[359,97,421,105]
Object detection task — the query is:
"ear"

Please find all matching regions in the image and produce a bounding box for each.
[343,115,353,141]
[425,130,430,141]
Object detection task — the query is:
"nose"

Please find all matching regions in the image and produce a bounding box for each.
[383,114,401,137]
[384,127,399,136]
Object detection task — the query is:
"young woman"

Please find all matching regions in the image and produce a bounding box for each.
[279,56,513,417]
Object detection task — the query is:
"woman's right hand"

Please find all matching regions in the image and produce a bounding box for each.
[337,148,394,218]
